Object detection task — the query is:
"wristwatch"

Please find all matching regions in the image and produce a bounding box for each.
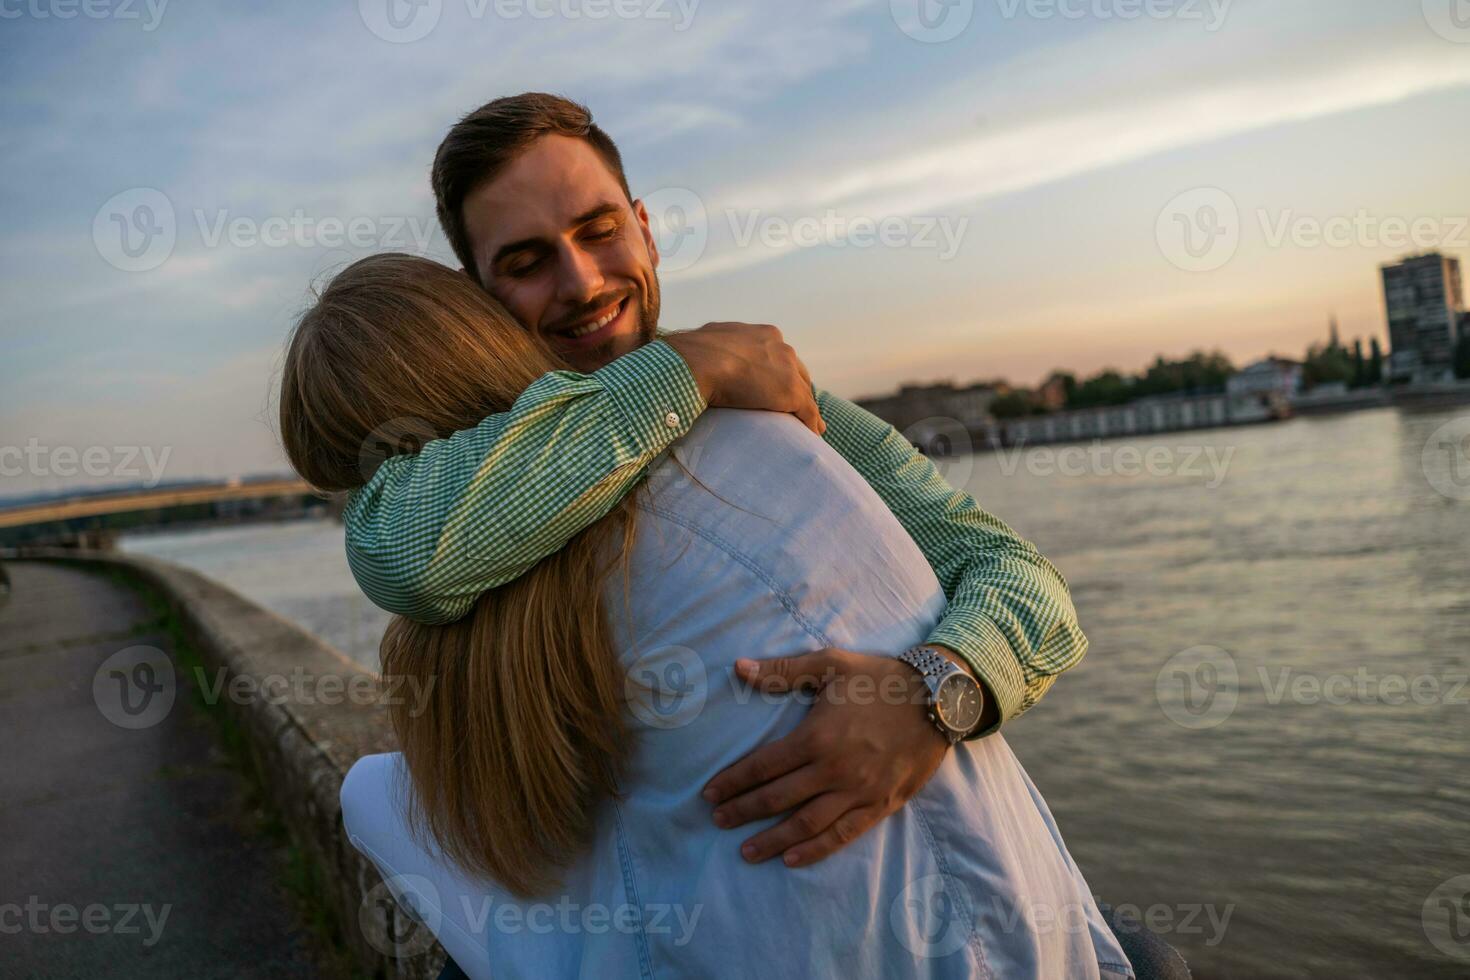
[896,645,986,744]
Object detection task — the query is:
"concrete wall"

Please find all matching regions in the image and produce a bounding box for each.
[32,550,447,979]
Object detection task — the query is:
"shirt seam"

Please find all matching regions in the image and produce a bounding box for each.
[637,501,836,649]
[910,797,995,980]
[611,802,656,980]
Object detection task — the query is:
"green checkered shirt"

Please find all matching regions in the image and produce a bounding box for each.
[344,340,1086,731]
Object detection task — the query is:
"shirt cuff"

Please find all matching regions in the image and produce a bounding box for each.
[594,339,708,456]
[926,616,1026,738]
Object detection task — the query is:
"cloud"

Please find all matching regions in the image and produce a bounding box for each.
[4,0,1467,491]
[667,26,1470,279]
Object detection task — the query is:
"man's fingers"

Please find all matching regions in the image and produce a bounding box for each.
[794,392,824,436]
[702,732,811,806]
[791,358,825,436]
[735,792,853,864]
[711,763,824,831]
[780,804,885,868]
[733,650,844,694]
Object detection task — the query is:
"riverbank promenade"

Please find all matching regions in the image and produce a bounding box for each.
[0,560,319,977]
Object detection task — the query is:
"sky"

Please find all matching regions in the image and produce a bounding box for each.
[3,0,1469,496]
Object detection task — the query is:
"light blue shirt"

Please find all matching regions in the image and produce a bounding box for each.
[343,409,1132,979]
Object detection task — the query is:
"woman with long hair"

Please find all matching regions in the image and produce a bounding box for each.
[279,253,1134,979]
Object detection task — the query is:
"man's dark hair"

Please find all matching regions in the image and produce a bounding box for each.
[431,93,632,282]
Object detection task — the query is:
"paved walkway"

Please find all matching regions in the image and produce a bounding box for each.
[0,560,321,978]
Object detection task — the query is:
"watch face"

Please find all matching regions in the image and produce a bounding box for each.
[935,673,984,733]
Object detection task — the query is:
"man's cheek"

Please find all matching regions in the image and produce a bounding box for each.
[488,284,543,332]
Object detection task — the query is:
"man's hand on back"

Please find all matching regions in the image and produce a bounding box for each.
[664,323,825,436]
[699,647,998,868]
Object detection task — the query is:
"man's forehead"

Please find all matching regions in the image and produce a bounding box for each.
[464,135,627,255]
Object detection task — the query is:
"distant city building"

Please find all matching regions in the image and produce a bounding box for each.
[1381,252,1464,384]
[1000,391,1278,447]
[1226,357,1302,403]
[1036,374,1070,412]
[856,381,999,450]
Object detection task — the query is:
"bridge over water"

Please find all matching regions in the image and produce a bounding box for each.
[0,479,334,548]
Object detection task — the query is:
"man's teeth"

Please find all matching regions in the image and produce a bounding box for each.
[566,304,620,338]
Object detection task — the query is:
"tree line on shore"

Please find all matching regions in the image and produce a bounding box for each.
[990,330,1470,420]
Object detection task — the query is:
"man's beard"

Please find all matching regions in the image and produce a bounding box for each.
[582,271,660,368]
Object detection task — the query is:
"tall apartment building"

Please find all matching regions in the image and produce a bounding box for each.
[1381,252,1464,383]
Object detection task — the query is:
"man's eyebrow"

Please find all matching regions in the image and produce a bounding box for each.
[489,202,625,267]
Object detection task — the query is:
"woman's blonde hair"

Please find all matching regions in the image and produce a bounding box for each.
[279,253,637,896]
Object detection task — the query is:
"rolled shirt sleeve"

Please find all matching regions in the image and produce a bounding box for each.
[814,388,1088,734]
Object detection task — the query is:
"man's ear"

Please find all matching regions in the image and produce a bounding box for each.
[632,198,660,271]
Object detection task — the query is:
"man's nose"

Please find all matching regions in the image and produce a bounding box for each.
[554,242,605,306]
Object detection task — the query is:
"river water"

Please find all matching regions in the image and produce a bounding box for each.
[121,406,1470,978]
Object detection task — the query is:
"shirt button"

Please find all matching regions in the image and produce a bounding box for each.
[664,411,681,429]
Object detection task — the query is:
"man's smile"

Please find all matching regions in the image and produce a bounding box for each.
[547,294,631,351]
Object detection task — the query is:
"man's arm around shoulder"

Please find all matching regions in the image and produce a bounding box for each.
[344,325,821,623]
